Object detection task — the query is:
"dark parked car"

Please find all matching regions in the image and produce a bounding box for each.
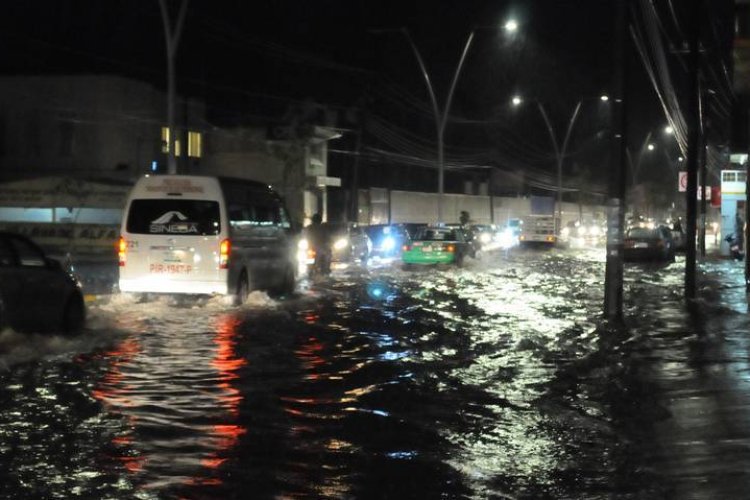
[324,222,372,264]
[446,224,480,257]
[0,232,86,333]
[365,224,410,258]
[623,225,675,262]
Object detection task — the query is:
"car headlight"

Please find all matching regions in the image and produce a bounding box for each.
[561,227,570,237]
[479,233,491,244]
[380,236,396,251]
[589,226,600,236]
[298,238,309,250]
[578,226,588,236]
[498,228,514,248]
[333,238,349,250]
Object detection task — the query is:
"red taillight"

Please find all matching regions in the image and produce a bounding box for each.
[219,239,231,269]
[403,244,411,252]
[118,236,127,267]
[445,244,455,252]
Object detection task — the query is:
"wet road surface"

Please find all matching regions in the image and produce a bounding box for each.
[0,247,748,499]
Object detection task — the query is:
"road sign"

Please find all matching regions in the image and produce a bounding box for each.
[678,171,687,192]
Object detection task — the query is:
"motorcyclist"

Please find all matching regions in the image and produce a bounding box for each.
[305,213,331,274]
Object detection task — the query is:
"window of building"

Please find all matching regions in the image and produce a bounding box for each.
[161,126,169,154]
[161,126,181,156]
[723,171,737,182]
[188,131,202,158]
[161,127,200,157]
[738,171,747,183]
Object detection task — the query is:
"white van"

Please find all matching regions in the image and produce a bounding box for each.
[118,175,297,302]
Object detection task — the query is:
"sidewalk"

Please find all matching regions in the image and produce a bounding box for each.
[640,252,750,498]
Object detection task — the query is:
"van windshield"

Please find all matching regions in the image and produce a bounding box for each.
[126,199,221,235]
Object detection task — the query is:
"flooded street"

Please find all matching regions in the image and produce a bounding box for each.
[1,248,748,499]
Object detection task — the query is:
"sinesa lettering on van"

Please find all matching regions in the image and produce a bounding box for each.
[149,211,199,234]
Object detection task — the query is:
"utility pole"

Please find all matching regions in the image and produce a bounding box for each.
[684,0,700,300]
[604,0,629,321]
[699,116,707,258]
[158,0,190,175]
[350,119,364,224]
[746,108,750,293]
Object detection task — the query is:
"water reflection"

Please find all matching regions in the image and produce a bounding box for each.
[89,306,247,495]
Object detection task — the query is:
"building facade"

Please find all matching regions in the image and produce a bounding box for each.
[0,75,340,228]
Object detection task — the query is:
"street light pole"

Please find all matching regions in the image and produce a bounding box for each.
[402,29,475,224]
[628,130,653,188]
[158,0,190,175]
[535,101,582,231]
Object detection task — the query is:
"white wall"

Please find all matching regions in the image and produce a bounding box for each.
[367,189,607,229]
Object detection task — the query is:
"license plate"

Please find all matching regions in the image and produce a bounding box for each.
[634,242,648,248]
[423,246,433,252]
[150,263,193,274]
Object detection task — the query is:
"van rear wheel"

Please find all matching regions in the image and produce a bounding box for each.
[275,265,296,297]
[235,271,249,305]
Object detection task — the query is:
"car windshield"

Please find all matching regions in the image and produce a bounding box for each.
[627,227,657,239]
[416,228,457,241]
[126,199,221,235]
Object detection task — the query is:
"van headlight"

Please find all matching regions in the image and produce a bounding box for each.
[333,238,349,250]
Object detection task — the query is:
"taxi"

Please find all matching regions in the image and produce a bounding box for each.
[401,226,470,267]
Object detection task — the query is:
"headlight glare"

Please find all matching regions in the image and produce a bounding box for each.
[333,238,348,250]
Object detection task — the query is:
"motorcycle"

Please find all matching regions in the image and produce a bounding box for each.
[306,244,332,277]
[725,233,745,260]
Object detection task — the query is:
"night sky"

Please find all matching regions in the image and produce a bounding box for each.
[0,0,736,192]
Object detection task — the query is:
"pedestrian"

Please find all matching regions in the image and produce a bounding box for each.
[673,217,683,233]
[459,210,470,227]
[735,212,744,251]
[306,213,329,250]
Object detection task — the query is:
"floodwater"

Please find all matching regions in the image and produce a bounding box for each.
[0,247,748,499]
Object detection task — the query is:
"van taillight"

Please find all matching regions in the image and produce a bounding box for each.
[219,239,231,269]
[118,236,127,266]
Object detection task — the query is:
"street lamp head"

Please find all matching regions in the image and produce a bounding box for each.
[647,143,655,151]
[504,19,518,33]
[678,156,684,162]
[664,125,674,135]
[511,95,523,106]
[600,94,609,102]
